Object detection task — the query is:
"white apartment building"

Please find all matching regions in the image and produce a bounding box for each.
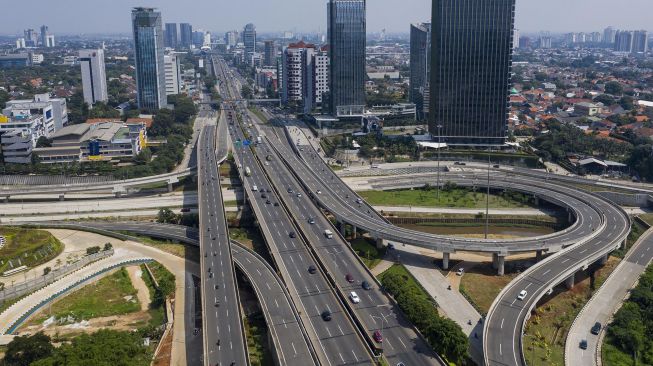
[31,53,44,64]
[313,47,329,106]
[164,53,181,95]
[282,41,315,114]
[79,49,108,106]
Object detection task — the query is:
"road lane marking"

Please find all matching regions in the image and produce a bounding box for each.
[501,318,504,329]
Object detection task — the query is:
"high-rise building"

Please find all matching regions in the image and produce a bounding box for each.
[243,23,257,54]
[327,0,366,117]
[79,49,108,106]
[179,23,193,48]
[633,30,648,54]
[313,46,329,107]
[225,31,238,47]
[15,38,26,49]
[429,0,515,146]
[131,7,167,110]
[614,31,633,52]
[203,31,212,48]
[192,31,205,48]
[513,28,520,49]
[164,53,181,95]
[589,32,602,43]
[45,35,55,48]
[164,23,178,48]
[603,26,617,45]
[410,22,431,121]
[24,29,38,47]
[264,40,276,66]
[539,35,552,49]
[40,25,49,47]
[282,41,316,113]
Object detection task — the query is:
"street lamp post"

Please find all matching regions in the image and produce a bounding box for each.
[485,152,491,239]
[436,124,443,201]
[371,307,395,354]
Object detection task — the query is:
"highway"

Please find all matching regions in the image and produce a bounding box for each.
[197,124,247,366]
[214,57,375,365]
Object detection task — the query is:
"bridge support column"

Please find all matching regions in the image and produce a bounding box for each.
[621,238,627,250]
[339,221,346,237]
[497,255,505,276]
[565,274,575,289]
[492,253,499,270]
[167,182,174,192]
[599,254,608,266]
[59,194,65,201]
[376,238,385,249]
[536,250,543,262]
[442,253,450,270]
[352,226,358,239]
[3,196,9,203]
[114,192,122,198]
[534,196,540,206]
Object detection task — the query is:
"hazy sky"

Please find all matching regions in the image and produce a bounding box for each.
[3,0,652,35]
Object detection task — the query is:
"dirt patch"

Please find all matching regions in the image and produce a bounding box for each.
[20,311,152,339]
[152,325,173,366]
[127,266,151,311]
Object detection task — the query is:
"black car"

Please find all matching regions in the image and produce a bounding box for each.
[266,189,272,193]
[266,199,271,204]
[591,322,602,335]
[273,202,280,207]
[261,193,267,199]
[321,310,332,321]
[579,339,588,349]
[308,265,317,274]
[289,232,296,238]
[287,188,293,193]
[362,281,371,290]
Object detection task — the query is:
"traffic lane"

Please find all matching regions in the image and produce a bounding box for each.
[263,149,441,365]
[231,134,373,365]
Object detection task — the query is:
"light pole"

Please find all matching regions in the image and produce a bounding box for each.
[485,152,491,239]
[371,306,395,353]
[436,124,443,201]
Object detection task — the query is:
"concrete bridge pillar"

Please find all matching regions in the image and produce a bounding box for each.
[621,238,628,250]
[59,194,65,201]
[352,226,358,239]
[536,250,543,262]
[565,274,575,289]
[376,238,385,249]
[167,182,174,192]
[534,195,540,206]
[599,254,608,266]
[339,221,346,237]
[3,196,9,203]
[442,253,450,270]
[497,255,506,276]
[492,253,499,270]
[114,191,122,198]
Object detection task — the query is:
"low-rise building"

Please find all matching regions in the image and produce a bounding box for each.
[0,130,33,164]
[4,93,69,132]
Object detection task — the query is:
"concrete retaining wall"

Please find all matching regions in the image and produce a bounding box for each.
[595,191,652,207]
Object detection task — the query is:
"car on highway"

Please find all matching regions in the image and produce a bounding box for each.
[266,200,271,204]
[591,322,602,335]
[180,207,190,213]
[349,291,360,304]
[261,193,267,199]
[252,185,258,191]
[397,363,406,366]
[517,290,528,300]
[356,198,363,204]
[346,274,354,283]
[287,188,293,193]
[321,310,332,321]
[308,265,317,274]
[296,193,302,198]
[273,202,279,206]
[456,268,465,276]
[579,339,588,349]
[308,217,315,224]
[373,330,383,343]
[362,281,371,290]
[316,190,322,194]
[289,232,296,238]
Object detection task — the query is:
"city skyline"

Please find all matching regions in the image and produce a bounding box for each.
[1,0,652,35]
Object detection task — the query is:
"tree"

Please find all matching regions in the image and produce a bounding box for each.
[0,89,10,109]
[619,96,635,110]
[593,94,615,106]
[103,242,113,251]
[3,332,54,366]
[241,85,253,100]
[604,81,624,96]
[43,267,51,276]
[157,208,179,224]
[36,136,52,148]
[86,246,101,255]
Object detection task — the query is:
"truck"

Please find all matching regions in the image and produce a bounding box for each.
[324,229,333,239]
[245,167,252,176]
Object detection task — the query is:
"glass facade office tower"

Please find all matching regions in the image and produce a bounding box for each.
[429,0,515,146]
[79,49,108,106]
[327,0,366,116]
[164,23,178,48]
[243,23,257,54]
[179,23,193,49]
[410,22,431,121]
[132,7,167,111]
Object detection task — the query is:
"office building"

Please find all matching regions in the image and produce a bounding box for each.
[131,7,167,111]
[264,40,276,66]
[410,22,431,121]
[164,53,181,95]
[15,38,26,49]
[327,0,366,117]
[539,35,552,49]
[4,93,69,133]
[243,23,257,54]
[203,31,212,47]
[192,31,204,48]
[314,46,329,107]
[39,25,54,47]
[429,0,515,146]
[513,28,520,49]
[225,31,238,47]
[281,41,316,113]
[604,26,617,44]
[0,53,32,68]
[633,30,648,54]
[179,23,193,48]
[589,32,602,43]
[80,49,108,106]
[164,23,178,48]
[614,31,633,52]
[24,29,38,47]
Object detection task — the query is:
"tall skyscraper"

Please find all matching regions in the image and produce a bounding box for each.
[614,31,634,52]
[164,23,178,48]
[281,41,316,113]
[131,7,167,110]
[224,31,238,47]
[179,23,193,48]
[264,40,276,66]
[40,25,50,47]
[79,49,108,106]
[633,30,649,54]
[429,0,515,146]
[243,23,257,54]
[603,26,617,45]
[24,29,38,47]
[164,53,181,95]
[327,0,366,117]
[314,46,330,108]
[410,22,431,121]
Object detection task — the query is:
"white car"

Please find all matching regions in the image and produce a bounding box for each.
[517,290,528,301]
[456,268,464,276]
[349,291,360,304]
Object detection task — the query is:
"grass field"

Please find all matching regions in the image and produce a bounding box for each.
[523,256,620,366]
[41,267,141,322]
[358,187,535,209]
[459,265,519,315]
[147,261,176,289]
[350,238,386,269]
[140,264,165,328]
[0,227,64,273]
[244,312,274,366]
[639,213,653,227]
